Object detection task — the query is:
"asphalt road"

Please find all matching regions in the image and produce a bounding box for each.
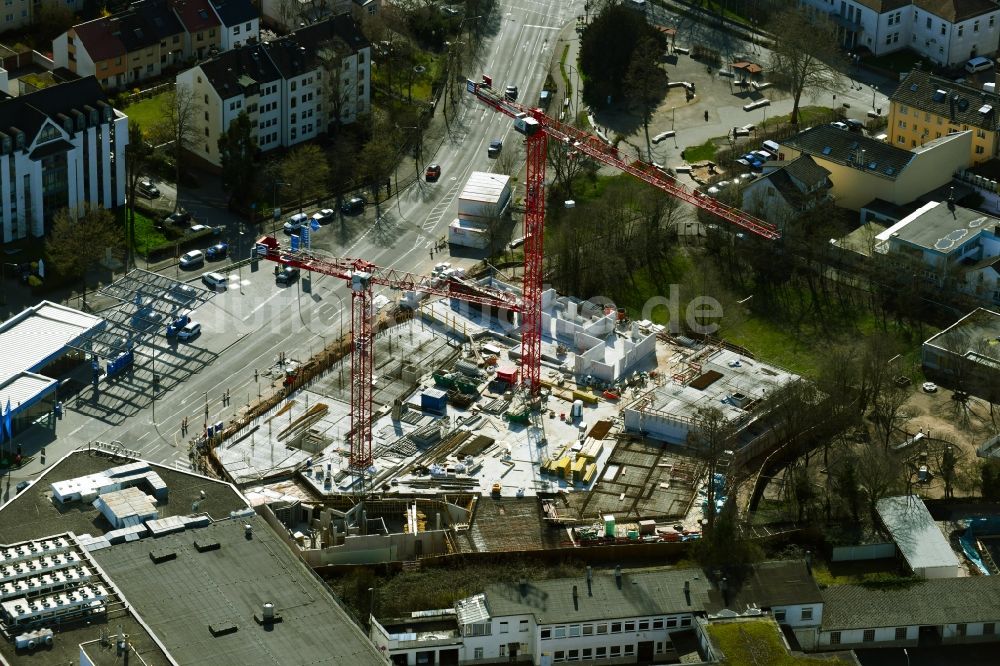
[5,0,584,496]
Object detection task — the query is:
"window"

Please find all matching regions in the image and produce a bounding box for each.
[246,22,252,30]
[957,623,967,637]
[553,651,564,662]
[886,33,893,45]
[474,647,483,659]
[234,25,240,35]
[204,127,209,136]
[992,16,996,27]
[666,618,677,628]
[146,63,153,73]
[898,120,907,129]
[895,627,907,640]
[624,622,635,632]
[624,645,635,656]
[801,608,813,621]
[639,620,650,631]
[582,648,592,659]
[830,632,841,645]
[611,622,622,633]
[653,619,664,630]
[976,145,985,154]
[984,623,996,635]
[498,645,506,657]
[291,81,297,92]
[959,25,964,37]
[941,23,946,35]
[519,620,529,632]
[681,618,691,627]
[596,647,607,658]
[596,624,607,635]
[610,646,622,657]
[554,626,566,639]
[540,628,551,640]
[926,16,931,28]
[863,629,876,642]
[499,622,508,634]
[567,649,579,661]
[582,625,593,636]
[899,105,908,114]
[774,610,787,622]
[975,20,980,32]
[569,625,581,638]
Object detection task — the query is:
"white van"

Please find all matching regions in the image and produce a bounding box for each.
[966,56,994,73]
[202,272,227,290]
[283,212,308,234]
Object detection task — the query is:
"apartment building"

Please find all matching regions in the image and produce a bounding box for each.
[52,0,258,89]
[890,68,1000,165]
[778,123,971,209]
[740,155,833,226]
[176,13,370,167]
[261,0,381,30]
[1,0,85,32]
[800,0,1000,66]
[0,77,128,246]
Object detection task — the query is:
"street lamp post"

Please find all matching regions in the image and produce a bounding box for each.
[566,62,581,120]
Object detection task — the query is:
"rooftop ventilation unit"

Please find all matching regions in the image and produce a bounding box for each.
[933,89,947,102]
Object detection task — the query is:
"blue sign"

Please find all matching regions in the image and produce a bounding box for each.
[106,350,134,379]
[255,242,269,257]
[300,227,310,249]
[290,234,300,252]
[466,79,476,93]
[310,218,320,231]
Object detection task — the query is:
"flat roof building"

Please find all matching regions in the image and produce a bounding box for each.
[876,495,961,579]
[922,307,1000,400]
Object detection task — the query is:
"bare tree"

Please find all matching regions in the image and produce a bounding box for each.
[124,121,152,269]
[857,443,901,525]
[871,384,909,451]
[280,144,331,211]
[45,205,123,309]
[766,7,846,126]
[153,85,200,208]
[689,406,735,536]
[494,142,522,178]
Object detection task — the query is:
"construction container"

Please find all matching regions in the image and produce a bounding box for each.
[604,514,616,538]
[639,519,656,536]
[421,388,448,414]
[458,171,512,221]
[448,219,490,249]
[571,457,588,482]
[496,366,518,384]
[583,463,597,484]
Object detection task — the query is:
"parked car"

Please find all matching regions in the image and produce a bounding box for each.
[966,56,994,73]
[504,84,519,101]
[165,311,192,337]
[312,209,335,225]
[425,163,442,182]
[15,480,30,494]
[206,242,228,260]
[189,224,210,234]
[163,211,192,226]
[488,139,503,158]
[137,178,160,198]
[276,266,301,285]
[177,321,201,341]
[341,197,365,215]
[284,212,308,234]
[179,250,205,269]
[202,272,227,290]
[171,283,197,303]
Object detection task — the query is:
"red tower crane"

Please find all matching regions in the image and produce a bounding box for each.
[466,78,780,396]
[253,236,522,476]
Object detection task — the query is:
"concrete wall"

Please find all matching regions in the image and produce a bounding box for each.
[831,543,896,562]
[301,529,450,566]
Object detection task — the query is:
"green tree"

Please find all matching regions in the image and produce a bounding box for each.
[359,131,397,204]
[217,111,259,206]
[624,36,669,160]
[579,4,663,107]
[45,205,123,309]
[766,7,845,126]
[124,121,152,269]
[280,144,330,212]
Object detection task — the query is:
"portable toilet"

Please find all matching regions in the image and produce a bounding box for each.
[571,399,584,419]
[421,388,448,414]
[604,514,616,538]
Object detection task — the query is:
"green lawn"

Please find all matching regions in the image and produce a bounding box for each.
[681,139,718,162]
[124,92,169,135]
[766,105,838,129]
[127,209,168,255]
[559,43,572,97]
[707,620,834,665]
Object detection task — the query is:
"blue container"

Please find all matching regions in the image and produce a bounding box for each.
[421,388,448,414]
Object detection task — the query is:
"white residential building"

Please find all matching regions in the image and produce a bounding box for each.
[800,0,1000,67]
[176,13,370,168]
[0,77,128,246]
[372,561,823,665]
[209,0,260,50]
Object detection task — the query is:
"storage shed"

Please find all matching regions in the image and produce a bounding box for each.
[458,172,512,222]
[876,495,961,579]
[421,388,448,415]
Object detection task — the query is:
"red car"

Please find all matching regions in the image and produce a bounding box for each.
[425,163,441,182]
